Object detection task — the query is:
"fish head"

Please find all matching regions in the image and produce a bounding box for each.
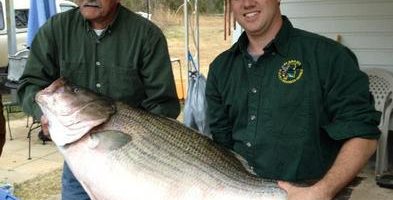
[35,78,116,146]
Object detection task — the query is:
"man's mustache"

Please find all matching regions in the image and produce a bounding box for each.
[79,0,102,8]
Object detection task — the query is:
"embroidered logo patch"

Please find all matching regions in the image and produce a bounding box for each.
[278,60,303,84]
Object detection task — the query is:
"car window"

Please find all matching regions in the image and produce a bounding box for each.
[0,2,4,30]
[60,5,75,13]
[15,9,28,29]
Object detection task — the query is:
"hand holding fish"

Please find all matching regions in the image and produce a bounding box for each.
[40,115,49,135]
[278,181,332,200]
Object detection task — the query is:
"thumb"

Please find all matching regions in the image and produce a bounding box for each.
[278,180,293,192]
[40,115,50,135]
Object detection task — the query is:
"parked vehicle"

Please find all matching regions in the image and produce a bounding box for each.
[0,0,77,71]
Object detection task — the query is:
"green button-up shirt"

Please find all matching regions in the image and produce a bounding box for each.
[17,5,180,119]
[206,16,381,182]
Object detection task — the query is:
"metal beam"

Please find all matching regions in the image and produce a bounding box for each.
[5,0,17,56]
[184,0,200,73]
[184,0,189,73]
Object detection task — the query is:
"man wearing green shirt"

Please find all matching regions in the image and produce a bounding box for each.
[17,0,180,199]
[206,0,380,199]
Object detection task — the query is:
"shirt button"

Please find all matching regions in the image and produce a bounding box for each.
[247,63,252,68]
[96,61,101,66]
[96,83,101,88]
[246,142,252,147]
[250,115,256,121]
[272,52,276,56]
[251,88,257,93]
[250,166,254,171]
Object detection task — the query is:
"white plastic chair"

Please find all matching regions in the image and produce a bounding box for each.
[363,68,393,177]
[7,48,29,82]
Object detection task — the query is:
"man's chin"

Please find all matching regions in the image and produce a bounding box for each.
[80,9,101,20]
[244,28,265,36]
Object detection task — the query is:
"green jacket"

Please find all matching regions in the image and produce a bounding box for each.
[17,5,180,119]
[206,16,381,182]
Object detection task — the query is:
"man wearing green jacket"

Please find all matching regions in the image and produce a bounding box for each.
[17,0,180,199]
[206,0,380,199]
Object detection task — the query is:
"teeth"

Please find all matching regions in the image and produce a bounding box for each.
[244,12,258,18]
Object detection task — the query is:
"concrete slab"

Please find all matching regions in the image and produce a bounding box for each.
[0,153,31,170]
[1,115,63,186]
[351,168,393,200]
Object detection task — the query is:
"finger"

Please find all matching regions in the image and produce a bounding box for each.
[42,124,50,135]
[41,123,49,135]
[278,181,293,191]
[41,115,48,125]
[40,116,50,135]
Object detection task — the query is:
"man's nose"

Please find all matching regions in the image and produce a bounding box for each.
[243,0,256,8]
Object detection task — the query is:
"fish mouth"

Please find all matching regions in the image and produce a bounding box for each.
[35,78,66,109]
[60,98,114,120]
[38,78,67,96]
[37,95,113,120]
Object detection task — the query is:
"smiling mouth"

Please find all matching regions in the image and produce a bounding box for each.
[243,11,260,18]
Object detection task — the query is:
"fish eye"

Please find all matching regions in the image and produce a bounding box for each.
[72,87,80,93]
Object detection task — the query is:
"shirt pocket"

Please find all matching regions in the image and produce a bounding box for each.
[106,65,145,105]
[274,102,310,138]
[271,77,310,138]
[59,60,90,88]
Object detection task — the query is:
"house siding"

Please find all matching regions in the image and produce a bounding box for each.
[281,0,393,71]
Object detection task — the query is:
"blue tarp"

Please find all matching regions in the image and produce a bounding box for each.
[0,186,18,200]
[27,0,57,47]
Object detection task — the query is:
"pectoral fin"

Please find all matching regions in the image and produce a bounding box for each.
[87,130,132,151]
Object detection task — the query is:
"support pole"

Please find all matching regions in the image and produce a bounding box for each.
[5,0,17,56]
[194,0,200,71]
[184,0,189,73]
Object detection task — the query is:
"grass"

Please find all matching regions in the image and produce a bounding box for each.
[160,14,231,99]
[164,14,231,74]
[14,169,62,200]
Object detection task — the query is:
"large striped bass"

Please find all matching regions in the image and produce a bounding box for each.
[35,78,288,200]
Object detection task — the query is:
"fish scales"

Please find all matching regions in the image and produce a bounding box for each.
[104,104,271,191]
[35,78,287,200]
[108,104,268,188]
[114,105,254,179]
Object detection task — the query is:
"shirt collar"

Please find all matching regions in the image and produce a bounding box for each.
[230,15,293,57]
[81,4,122,36]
